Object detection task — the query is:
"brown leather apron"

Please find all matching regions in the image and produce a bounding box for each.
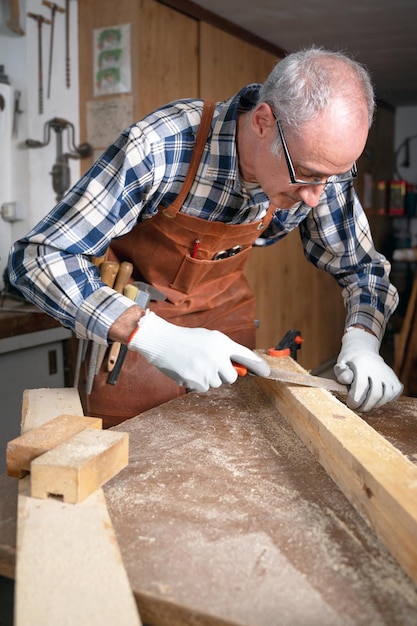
[81,101,276,426]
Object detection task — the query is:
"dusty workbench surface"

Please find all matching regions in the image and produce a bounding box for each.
[105,377,417,626]
[1,378,417,624]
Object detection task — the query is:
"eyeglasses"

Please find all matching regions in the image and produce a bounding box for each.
[272,113,357,187]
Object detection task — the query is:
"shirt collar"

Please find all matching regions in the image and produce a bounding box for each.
[205,84,262,191]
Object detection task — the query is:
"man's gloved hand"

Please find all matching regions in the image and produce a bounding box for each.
[334,327,403,412]
[128,310,270,392]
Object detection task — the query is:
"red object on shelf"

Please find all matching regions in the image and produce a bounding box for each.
[389,180,407,215]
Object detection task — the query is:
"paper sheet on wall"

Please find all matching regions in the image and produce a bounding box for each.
[86,95,134,153]
[93,24,131,97]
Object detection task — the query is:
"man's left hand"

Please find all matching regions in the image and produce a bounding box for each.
[334,328,403,412]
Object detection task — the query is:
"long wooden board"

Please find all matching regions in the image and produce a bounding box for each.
[256,355,417,586]
[14,388,141,626]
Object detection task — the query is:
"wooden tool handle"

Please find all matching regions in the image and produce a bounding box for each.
[100,261,119,288]
[113,261,133,293]
[107,262,133,369]
[107,284,139,372]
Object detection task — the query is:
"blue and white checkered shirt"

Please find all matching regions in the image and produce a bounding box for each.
[8,84,398,344]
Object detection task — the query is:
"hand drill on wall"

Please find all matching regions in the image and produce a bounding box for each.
[26,117,92,201]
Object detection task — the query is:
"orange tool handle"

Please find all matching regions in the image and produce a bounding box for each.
[232,362,248,377]
[267,347,291,357]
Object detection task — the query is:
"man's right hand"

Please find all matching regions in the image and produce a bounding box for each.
[127,310,270,391]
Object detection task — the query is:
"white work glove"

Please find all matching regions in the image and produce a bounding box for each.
[128,310,270,392]
[334,328,403,412]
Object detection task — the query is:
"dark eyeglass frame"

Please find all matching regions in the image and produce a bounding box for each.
[272,113,358,187]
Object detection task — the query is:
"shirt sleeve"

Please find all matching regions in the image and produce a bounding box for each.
[8,126,157,343]
[300,182,398,340]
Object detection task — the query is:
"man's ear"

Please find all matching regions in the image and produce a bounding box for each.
[251,102,275,137]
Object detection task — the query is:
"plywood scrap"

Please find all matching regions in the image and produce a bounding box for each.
[30,428,129,503]
[255,355,417,587]
[6,414,102,478]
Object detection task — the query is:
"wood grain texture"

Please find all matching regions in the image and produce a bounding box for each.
[138,0,199,117]
[256,354,417,586]
[199,21,277,100]
[14,389,141,626]
[6,414,102,478]
[30,429,129,503]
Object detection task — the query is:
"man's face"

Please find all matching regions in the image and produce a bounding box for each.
[244,101,368,210]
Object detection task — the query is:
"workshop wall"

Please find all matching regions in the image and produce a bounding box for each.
[0,0,79,289]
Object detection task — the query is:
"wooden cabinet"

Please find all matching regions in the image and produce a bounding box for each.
[0,327,72,473]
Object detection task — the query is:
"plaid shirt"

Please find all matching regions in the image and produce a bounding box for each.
[9,85,398,344]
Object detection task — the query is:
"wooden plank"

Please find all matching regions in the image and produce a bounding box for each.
[255,354,417,586]
[6,414,102,477]
[30,429,129,503]
[14,388,141,626]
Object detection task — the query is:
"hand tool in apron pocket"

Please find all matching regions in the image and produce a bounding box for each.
[85,261,120,394]
[107,282,166,385]
[94,261,134,376]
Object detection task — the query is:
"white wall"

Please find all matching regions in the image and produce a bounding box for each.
[0,0,79,288]
[395,106,417,185]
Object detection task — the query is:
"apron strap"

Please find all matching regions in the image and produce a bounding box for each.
[163,99,216,218]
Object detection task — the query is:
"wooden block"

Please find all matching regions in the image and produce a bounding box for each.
[6,414,103,478]
[30,428,129,504]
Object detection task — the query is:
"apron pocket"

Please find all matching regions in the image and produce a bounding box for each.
[170,247,251,295]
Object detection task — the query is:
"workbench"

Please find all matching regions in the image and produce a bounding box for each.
[1,377,417,625]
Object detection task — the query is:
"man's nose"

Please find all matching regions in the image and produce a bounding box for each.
[297,184,326,206]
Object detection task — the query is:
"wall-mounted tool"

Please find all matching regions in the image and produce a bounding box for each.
[27,12,52,115]
[12,90,23,138]
[65,0,75,89]
[6,0,25,35]
[42,1,66,99]
[26,117,92,201]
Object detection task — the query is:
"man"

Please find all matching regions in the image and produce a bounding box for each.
[8,47,402,423]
